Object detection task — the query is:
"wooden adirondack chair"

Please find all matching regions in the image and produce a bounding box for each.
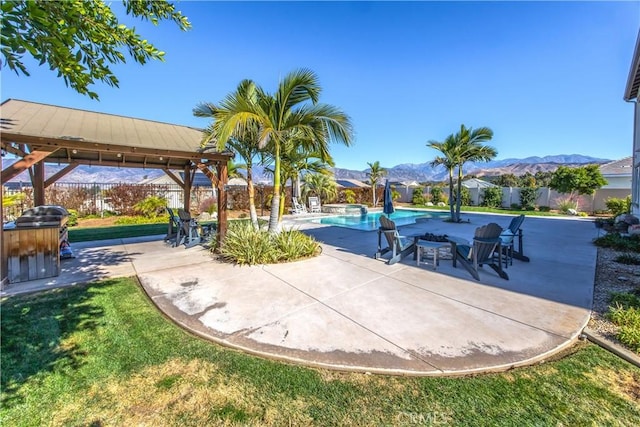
[453,222,508,280]
[176,209,201,248]
[164,207,181,245]
[375,216,416,265]
[500,214,529,265]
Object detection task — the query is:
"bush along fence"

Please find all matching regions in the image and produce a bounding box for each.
[2,182,216,220]
[409,185,631,213]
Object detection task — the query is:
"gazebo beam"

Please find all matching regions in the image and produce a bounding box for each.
[44,163,78,188]
[1,147,56,182]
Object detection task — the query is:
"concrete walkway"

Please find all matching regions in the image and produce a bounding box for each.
[1,213,597,376]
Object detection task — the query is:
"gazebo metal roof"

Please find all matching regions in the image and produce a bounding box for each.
[1,98,232,173]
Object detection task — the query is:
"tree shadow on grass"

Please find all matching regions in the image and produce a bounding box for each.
[0,280,118,407]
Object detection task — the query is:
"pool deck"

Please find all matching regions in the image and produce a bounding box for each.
[1,212,597,376]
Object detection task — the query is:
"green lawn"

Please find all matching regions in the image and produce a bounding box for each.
[68,223,169,242]
[2,278,639,426]
[413,204,574,217]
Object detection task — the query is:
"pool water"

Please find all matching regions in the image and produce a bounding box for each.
[309,209,449,231]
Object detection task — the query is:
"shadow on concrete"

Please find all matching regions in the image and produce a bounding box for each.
[300,213,596,311]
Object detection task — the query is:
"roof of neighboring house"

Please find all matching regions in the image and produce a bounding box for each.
[228,177,248,187]
[389,180,421,188]
[599,157,633,177]
[461,178,497,189]
[336,179,370,188]
[625,31,640,101]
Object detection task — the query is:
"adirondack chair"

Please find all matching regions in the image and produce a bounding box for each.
[176,209,201,248]
[452,222,508,280]
[308,196,321,213]
[164,207,181,245]
[291,197,308,214]
[500,214,529,265]
[375,216,416,265]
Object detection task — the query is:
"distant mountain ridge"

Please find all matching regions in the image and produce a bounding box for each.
[3,154,610,184]
[333,154,610,183]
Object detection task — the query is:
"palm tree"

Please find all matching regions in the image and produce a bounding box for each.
[278,145,333,217]
[202,69,353,232]
[366,161,387,207]
[194,82,264,229]
[263,145,332,218]
[428,125,496,222]
[302,172,337,203]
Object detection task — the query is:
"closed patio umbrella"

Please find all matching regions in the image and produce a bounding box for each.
[383,179,394,216]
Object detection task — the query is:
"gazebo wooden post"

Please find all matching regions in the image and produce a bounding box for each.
[183,164,192,212]
[33,161,45,206]
[216,162,228,245]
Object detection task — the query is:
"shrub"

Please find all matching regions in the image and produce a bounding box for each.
[220,221,320,265]
[453,186,471,206]
[519,187,538,210]
[199,197,217,215]
[594,233,640,252]
[430,186,444,204]
[538,206,551,212]
[510,203,521,210]
[610,292,640,309]
[608,293,640,353]
[343,189,356,204]
[615,254,640,265]
[556,198,577,214]
[412,188,425,205]
[104,184,165,215]
[481,187,502,208]
[114,215,169,225]
[606,196,631,217]
[273,229,322,261]
[45,185,92,215]
[134,195,167,218]
[66,209,78,227]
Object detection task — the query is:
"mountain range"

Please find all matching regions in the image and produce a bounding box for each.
[3,154,610,184]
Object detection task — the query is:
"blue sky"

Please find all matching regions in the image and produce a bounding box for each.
[2,1,639,170]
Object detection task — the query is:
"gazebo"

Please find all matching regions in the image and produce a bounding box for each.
[1,99,234,285]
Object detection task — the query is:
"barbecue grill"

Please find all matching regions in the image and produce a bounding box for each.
[15,205,69,228]
[15,205,73,259]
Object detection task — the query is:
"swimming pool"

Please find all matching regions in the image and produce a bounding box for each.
[309,209,449,231]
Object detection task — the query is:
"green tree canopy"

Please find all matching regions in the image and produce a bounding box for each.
[549,165,607,210]
[549,165,607,197]
[200,68,353,232]
[1,0,190,99]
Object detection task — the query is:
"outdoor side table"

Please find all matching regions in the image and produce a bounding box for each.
[416,241,450,270]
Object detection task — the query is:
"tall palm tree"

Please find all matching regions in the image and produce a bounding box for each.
[202,69,353,232]
[428,125,496,222]
[194,82,264,229]
[366,161,387,207]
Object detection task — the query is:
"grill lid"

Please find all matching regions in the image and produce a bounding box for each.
[20,205,69,218]
[16,205,69,227]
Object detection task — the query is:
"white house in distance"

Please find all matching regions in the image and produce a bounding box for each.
[599,157,633,190]
[624,30,640,216]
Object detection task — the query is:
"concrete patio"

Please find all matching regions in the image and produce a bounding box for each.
[1,212,597,376]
